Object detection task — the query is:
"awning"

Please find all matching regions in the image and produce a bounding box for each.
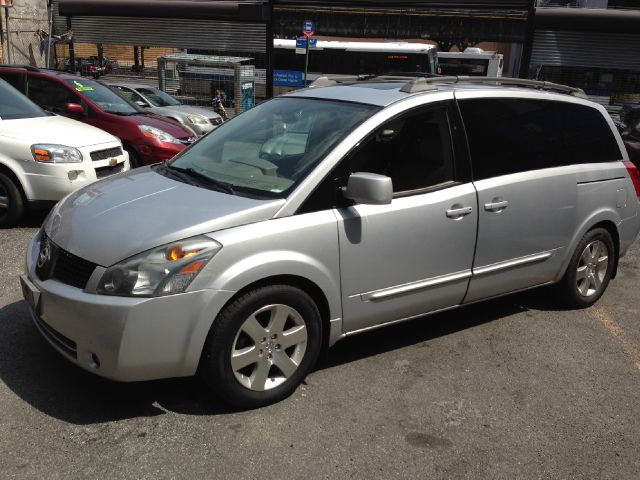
[58,0,270,22]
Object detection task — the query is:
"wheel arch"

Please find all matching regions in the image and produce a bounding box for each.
[557,212,621,282]
[212,274,333,354]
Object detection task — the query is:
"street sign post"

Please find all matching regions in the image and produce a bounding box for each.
[302,20,316,86]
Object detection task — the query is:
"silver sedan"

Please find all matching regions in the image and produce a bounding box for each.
[109,83,223,136]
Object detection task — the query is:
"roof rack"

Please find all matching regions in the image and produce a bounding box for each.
[399,76,587,98]
[310,74,587,98]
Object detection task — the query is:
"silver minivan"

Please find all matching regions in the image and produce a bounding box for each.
[20,77,640,408]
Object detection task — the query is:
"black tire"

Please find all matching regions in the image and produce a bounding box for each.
[200,285,322,409]
[0,172,24,229]
[125,147,142,169]
[557,228,615,308]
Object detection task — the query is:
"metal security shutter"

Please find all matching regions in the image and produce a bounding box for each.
[530,30,640,71]
[64,16,265,52]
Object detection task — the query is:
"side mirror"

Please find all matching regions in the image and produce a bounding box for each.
[135,100,149,108]
[343,172,393,205]
[64,102,84,117]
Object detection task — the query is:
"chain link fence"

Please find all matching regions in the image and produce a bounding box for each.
[1,1,49,67]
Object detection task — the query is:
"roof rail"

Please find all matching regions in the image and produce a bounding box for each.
[310,74,587,98]
[309,74,372,87]
[399,76,587,98]
[0,64,41,72]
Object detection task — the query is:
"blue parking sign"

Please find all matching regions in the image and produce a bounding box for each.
[303,20,315,37]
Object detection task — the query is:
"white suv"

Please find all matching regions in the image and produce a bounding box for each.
[0,79,128,227]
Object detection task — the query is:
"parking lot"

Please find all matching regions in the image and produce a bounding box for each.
[0,211,638,479]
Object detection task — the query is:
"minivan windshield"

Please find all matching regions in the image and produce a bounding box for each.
[166,97,379,198]
[64,78,143,115]
[0,79,47,120]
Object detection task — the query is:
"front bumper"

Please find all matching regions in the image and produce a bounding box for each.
[22,233,235,382]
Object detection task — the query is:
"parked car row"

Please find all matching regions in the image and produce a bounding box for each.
[0,77,128,227]
[0,64,226,226]
[62,58,106,79]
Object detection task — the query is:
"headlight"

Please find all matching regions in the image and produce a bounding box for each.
[31,144,83,163]
[97,236,221,297]
[187,114,209,126]
[138,125,181,144]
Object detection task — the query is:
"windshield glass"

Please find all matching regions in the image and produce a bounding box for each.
[168,97,379,198]
[64,79,143,115]
[0,79,47,120]
[138,87,181,107]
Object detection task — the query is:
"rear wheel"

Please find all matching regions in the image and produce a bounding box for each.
[0,172,24,229]
[200,285,322,408]
[558,228,615,308]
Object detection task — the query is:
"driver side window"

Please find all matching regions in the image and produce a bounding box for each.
[299,102,456,213]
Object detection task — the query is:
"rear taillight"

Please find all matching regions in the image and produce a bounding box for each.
[623,160,640,199]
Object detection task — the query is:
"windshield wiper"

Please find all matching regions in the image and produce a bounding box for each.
[166,165,235,194]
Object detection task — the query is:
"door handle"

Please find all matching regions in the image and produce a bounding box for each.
[446,206,473,218]
[484,199,509,212]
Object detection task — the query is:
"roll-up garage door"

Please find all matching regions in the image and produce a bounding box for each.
[530,30,640,71]
[64,16,266,52]
[52,0,267,52]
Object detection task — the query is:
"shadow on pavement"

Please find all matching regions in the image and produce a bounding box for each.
[0,288,558,425]
[13,207,50,229]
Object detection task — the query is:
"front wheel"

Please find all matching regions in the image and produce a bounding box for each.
[557,228,615,308]
[200,285,322,408]
[0,172,24,229]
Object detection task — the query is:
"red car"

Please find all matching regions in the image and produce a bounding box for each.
[0,65,194,166]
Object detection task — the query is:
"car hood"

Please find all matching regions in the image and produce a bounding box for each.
[44,167,285,266]
[122,112,193,139]
[153,105,220,119]
[0,115,118,147]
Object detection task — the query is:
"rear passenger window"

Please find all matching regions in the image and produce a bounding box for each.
[459,98,622,180]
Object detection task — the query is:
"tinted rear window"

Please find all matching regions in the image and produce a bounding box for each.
[459,98,622,180]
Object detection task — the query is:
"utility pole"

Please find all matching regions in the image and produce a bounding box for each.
[2,6,11,63]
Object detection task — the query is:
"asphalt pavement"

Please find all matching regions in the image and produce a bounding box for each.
[1,210,639,479]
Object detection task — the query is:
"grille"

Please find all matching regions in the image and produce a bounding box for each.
[95,162,125,179]
[36,233,97,289]
[90,146,123,161]
[33,314,78,360]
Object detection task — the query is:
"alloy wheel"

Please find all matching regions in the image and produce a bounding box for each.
[231,304,308,391]
[576,239,609,297]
